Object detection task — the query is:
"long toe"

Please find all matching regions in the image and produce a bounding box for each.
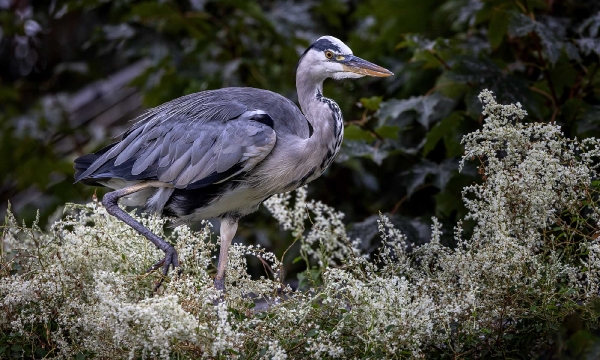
[147,245,180,275]
[149,247,180,292]
[148,258,165,273]
[162,247,180,276]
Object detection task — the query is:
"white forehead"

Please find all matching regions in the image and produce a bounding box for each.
[314,35,353,55]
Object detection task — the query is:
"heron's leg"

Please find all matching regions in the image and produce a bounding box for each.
[214,218,239,292]
[102,181,179,283]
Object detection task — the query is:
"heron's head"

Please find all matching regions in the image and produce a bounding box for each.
[297,36,393,81]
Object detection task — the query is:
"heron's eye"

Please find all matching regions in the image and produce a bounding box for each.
[325,51,333,59]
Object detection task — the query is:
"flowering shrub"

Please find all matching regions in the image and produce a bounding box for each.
[2,90,600,358]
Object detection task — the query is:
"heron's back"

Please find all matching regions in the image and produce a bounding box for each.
[74,87,313,219]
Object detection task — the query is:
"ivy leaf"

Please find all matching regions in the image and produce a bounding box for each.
[444,0,483,30]
[376,125,399,139]
[402,158,458,196]
[377,93,454,129]
[575,105,600,137]
[344,125,373,142]
[449,56,533,115]
[339,140,389,165]
[508,13,535,36]
[535,23,562,65]
[576,38,600,56]
[360,96,383,111]
[488,10,509,48]
[508,13,563,65]
[576,12,600,37]
[398,34,453,68]
[564,42,582,62]
[424,112,463,157]
[432,159,459,191]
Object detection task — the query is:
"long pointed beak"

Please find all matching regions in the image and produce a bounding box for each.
[341,55,394,77]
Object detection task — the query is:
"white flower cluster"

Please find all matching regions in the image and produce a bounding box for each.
[1,90,600,358]
[263,186,358,267]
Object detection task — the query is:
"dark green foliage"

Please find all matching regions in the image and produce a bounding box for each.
[1,0,600,356]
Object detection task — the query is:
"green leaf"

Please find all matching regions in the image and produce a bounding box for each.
[433,187,463,218]
[449,57,533,115]
[508,13,535,37]
[378,93,454,129]
[535,24,562,66]
[340,140,389,165]
[508,13,563,65]
[402,159,458,196]
[360,96,383,111]
[548,63,577,98]
[344,125,373,142]
[576,38,600,56]
[423,112,463,156]
[375,125,399,139]
[488,10,509,48]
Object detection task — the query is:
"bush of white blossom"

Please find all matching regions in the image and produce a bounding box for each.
[2,90,600,358]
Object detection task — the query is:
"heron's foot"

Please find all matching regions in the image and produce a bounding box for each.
[148,245,180,274]
[147,245,181,292]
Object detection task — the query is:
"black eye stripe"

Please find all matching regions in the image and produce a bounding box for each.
[310,38,342,53]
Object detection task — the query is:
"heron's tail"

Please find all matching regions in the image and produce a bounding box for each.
[73,142,118,185]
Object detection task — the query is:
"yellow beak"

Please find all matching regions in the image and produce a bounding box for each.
[341,55,393,77]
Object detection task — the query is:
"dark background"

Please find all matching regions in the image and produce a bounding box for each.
[1,0,600,356]
[2,0,600,261]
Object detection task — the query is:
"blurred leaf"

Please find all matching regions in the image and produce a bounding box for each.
[378,93,454,129]
[340,140,389,165]
[488,9,509,48]
[576,38,600,57]
[448,56,533,115]
[360,96,383,111]
[508,12,536,35]
[509,13,563,65]
[576,106,600,137]
[423,111,463,156]
[576,12,600,37]
[402,158,458,196]
[441,0,483,30]
[344,125,373,142]
[376,125,400,139]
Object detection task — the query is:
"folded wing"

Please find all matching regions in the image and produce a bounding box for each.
[74,105,276,190]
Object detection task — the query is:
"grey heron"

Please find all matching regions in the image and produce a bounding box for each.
[74,36,392,291]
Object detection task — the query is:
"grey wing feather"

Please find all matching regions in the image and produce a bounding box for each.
[75,87,309,187]
[167,118,276,188]
[76,108,276,190]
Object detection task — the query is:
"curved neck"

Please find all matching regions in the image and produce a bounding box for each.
[295,61,343,140]
[296,66,325,119]
[294,62,344,178]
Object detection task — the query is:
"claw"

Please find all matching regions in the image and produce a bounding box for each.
[147,245,181,292]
